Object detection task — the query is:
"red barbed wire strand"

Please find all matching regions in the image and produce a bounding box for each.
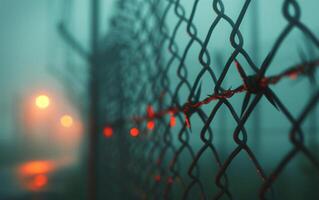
[109,59,318,130]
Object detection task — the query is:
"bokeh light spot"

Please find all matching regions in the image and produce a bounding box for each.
[60,115,74,128]
[19,161,54,176]
[147,121,155,130]
[33,175,48,189]
[103,127,113,138]
[35,95,50,109]
[130,127,139,137]
[170,116,176,127]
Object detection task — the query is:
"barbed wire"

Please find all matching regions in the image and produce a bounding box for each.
[98,0,319,199]
[59,0,319,199]
[107,58,319,129]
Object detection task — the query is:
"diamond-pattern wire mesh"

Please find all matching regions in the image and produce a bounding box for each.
[90,0,319,199]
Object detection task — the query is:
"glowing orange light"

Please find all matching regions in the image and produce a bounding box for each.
[60,115,74,128]
[35,95,50,109]
[170,116,176,127]
[19,161,54,176]
[103,127,113,138]
[147,121,155,130]
[33,175,48,189]
[130,127,139,137]
[169,111,176,127]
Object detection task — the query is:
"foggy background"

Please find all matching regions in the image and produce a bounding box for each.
[0,0,318,199]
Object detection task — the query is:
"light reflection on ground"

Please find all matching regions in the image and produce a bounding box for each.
[16,157,75,192]
[17,161,53,191]
[18,161,55,177]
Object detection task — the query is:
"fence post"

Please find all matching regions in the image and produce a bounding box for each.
[88,0,99,199]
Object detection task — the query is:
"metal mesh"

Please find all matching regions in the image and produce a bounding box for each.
[58,0,319,199]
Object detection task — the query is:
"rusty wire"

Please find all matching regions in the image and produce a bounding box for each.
[58,0,319,199]
[97,0,319,199]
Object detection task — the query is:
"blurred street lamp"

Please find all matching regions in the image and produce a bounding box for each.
[35,95,50,109]
[60,115,74,128]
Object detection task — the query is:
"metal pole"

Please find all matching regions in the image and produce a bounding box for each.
[88,0,99,199]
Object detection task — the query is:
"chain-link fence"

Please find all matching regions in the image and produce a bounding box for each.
[58,0,319,199]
